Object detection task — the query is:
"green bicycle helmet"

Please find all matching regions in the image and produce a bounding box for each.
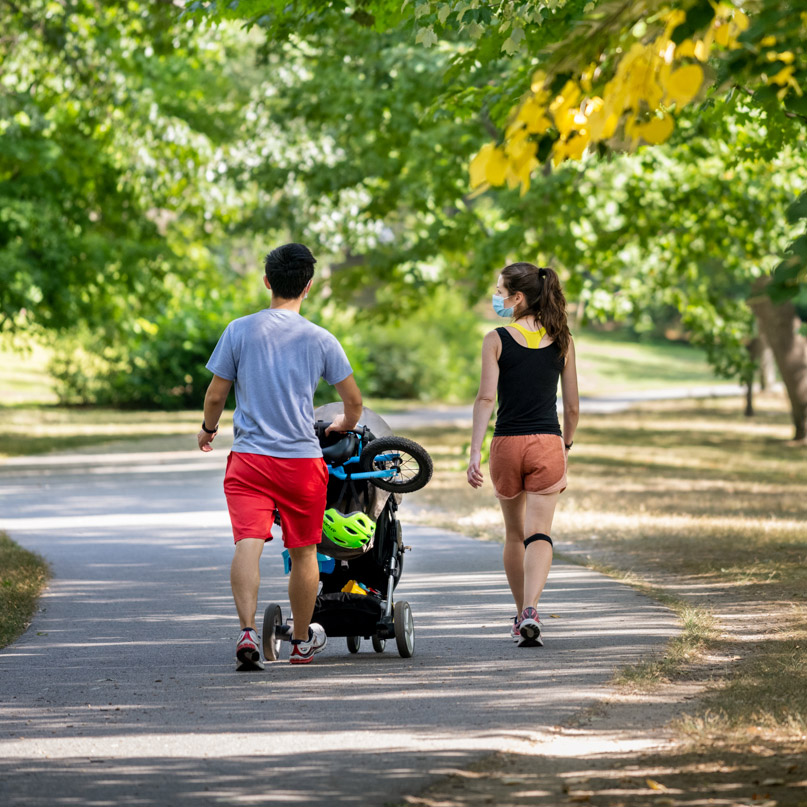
[322,509,376,549]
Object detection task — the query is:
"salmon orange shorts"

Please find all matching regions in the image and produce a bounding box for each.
[223,451,328,547]
[489,434,567,499]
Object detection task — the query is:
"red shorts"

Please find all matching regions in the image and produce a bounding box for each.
[489,434,567,499]
[223,452,328,548]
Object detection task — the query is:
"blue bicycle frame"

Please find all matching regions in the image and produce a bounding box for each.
[325,430,402,482]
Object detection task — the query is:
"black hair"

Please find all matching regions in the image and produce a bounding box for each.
[263,243,316,299]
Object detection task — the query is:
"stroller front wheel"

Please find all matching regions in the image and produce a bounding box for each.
[393,600,415,658]
[262,603,284,662]
[346,636,361,654]
[371,635,386,653]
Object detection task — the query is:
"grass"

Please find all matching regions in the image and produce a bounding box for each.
[391,392,807,807]
[573,330,735,396]
[0,342,58,405]
[398,392,807,750]
[0,532,50,649]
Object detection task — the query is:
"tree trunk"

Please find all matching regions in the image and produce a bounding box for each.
[758,335,778,390]
[749,280,807,442]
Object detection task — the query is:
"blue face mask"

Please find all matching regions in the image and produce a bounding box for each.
[492,294,514,318]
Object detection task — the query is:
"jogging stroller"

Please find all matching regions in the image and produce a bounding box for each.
[262,404,433,660]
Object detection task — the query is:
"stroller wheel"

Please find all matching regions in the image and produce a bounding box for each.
[371,635,386,653]
[393,601,415,658]
[346,636,361,654]
[359,436,433,493]
[262,603,284,662]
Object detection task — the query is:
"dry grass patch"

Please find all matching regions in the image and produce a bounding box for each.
[398,393,807,794]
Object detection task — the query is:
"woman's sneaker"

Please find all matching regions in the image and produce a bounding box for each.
[510,615,521,642]
[236,627,265,671]
[289,623,327,664]
[518,607,543,647]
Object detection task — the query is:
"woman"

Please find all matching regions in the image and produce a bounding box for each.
[467,263,579,647]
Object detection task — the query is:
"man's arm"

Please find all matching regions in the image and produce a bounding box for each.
[198,374,233,452]
[325,374,363,434]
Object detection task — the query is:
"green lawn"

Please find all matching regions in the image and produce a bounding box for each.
[573,330,734,395]
[0,343,58,405]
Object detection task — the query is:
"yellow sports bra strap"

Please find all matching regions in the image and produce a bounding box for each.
[510,324,547,348]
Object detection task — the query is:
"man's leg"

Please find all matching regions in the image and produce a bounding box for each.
[522,492,559,609]
[231,538,265,629]
[287,544,319,641]
[499,493,526,614]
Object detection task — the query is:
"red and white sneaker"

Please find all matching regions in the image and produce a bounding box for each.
[518,607,543,647]
[236,627,265,671]
[510,615,521,643]
[289,623,327,664]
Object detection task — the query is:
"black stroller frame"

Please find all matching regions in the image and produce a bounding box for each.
[262,413,432,660]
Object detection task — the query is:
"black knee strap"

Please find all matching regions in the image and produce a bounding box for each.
[524,533,553,549]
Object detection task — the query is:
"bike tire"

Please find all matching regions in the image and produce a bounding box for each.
[359,436,433,493]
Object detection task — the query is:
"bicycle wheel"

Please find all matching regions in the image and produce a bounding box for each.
[359,436,433,493]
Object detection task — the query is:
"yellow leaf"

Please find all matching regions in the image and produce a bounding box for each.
[733,9,750,31]
[646,778,668,791]
[549,80,581,118]
[694,39,711,61]
[517,96,552,134]
[640,114,674,144]
[564,131,589,160]
[768,65,795,86]
[714,22,730,47]
[760,35,777,47]
[469,143,494,189]
[675,38,696,59]
[663,8,686,37]
[663,64,704,106]
[485,146,508,186]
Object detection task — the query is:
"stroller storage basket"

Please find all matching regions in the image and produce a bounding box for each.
[313,592,383,638]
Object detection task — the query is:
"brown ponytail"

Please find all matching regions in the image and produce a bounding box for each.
[501,262,571,359]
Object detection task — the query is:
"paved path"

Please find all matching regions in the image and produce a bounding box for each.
[0,449,677,806]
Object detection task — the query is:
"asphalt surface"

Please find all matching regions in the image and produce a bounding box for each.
[0,446,678,806]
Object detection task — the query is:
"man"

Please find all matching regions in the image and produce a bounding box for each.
[198,243,363,669]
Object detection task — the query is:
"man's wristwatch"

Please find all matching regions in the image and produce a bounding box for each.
[201,421,218,434]
[564,441,573,450]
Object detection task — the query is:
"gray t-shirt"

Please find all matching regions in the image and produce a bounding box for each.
[206,309,353,458]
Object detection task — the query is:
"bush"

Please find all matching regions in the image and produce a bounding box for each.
[52,283,484,408]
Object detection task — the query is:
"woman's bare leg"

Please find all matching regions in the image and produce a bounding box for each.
[499,493,526,614]
[522,492,559,609]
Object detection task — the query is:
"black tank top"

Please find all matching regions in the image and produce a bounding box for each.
[493,327,563,437]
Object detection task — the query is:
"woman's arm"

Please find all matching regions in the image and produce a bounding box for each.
[467,331,501,488]
[560,338,579,451]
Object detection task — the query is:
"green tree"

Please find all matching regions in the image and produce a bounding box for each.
[0,0,254,338]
